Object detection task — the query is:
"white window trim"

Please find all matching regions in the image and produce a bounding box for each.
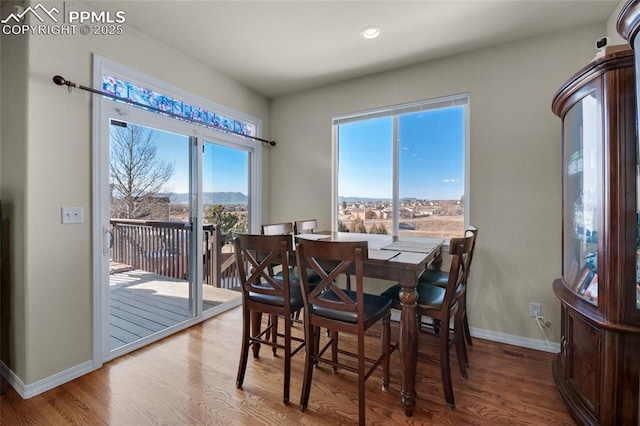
[332,93,470,236]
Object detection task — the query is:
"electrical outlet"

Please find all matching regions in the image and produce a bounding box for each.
[530,303,541,318]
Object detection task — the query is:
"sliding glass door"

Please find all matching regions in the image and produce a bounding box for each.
[108,118,196,354]
[201,140,250,315]
[95,56,262,363]
[99,107,258,361]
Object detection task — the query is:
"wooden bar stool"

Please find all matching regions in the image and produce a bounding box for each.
[234,233,305,404]
[296,238,396,426]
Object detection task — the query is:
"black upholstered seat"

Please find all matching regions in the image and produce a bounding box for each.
[418,269,449,285]
[313,289,393,326]
[248,281,304,309]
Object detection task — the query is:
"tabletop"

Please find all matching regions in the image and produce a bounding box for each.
[295,232,444,269]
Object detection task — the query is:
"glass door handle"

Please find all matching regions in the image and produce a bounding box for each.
[103,228,113,254]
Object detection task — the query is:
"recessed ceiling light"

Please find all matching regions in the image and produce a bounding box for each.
[361,26,380,40]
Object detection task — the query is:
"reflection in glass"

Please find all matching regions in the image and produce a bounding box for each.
[563,93,600,305]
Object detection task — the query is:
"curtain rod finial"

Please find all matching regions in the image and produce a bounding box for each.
[53,75,67,86]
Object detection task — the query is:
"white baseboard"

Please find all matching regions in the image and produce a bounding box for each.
[0,299,244,398]
[389,311,559,354]
[469,327,559,353]
[0,359,95,399]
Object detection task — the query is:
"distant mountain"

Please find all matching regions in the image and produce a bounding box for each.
[339,196,449,203]
[338,196,391,203]
[163,192,247,205]
[339,197,418,203]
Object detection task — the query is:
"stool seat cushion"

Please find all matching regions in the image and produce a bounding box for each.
[418,269,449,286]
[248,278,304,311]
[313,289,393,327]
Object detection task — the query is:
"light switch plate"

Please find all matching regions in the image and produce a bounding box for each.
[62,206,83,224]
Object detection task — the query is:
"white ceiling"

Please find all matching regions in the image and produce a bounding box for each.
[86,0,620,98]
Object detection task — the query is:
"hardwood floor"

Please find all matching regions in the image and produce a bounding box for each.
[1,307,575,425]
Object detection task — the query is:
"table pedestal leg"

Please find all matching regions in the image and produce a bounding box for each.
[399,285,419,417]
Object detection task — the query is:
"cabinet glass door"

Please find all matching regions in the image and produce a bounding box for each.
[633,19,640,313]
[563,91,600,306]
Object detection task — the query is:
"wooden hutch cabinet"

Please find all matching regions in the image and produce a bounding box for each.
[551,43,640,425]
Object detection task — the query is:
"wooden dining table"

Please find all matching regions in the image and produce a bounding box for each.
[294,232,444,417]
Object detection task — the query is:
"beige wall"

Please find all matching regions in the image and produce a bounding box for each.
[269,23,609,344]
[1,0,29,382]
[1,0,269,386]
[608,0,630,45]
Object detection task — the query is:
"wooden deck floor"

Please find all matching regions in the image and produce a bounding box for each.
[110,269,240,349]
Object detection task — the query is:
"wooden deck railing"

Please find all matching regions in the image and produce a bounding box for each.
[110,219,239,289]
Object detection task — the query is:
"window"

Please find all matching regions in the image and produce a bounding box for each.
[334,94,469,238]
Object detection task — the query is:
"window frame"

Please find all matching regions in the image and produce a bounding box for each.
[331,93,470,237]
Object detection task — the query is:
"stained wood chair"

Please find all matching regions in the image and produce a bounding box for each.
[233,233,305,404]
[262,221,322,287]
[294,219,318,234]
[261,221,296,282]
[381,234,474,409]
[420,226,478,356]
[261,221,320,344]
[294,218,356,291]
[261,221,294,236]
[295,238,395,426]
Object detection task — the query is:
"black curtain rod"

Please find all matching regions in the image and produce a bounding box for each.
[52,75,276,146]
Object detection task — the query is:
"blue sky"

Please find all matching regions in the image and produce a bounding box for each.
[114,105,463,200]
[338,106,464,200]
[111,122,248,194]
[202,141,248,194]
[155,131,189,193]
[165,137,249,194]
